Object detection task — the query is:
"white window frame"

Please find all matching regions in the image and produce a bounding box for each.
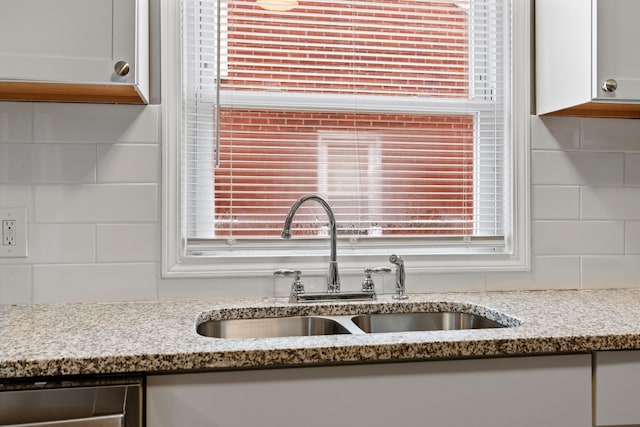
[161,0,531,278]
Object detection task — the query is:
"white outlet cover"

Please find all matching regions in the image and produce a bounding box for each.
[0,208,27,258]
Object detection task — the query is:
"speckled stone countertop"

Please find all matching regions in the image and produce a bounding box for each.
[1,289,640,380]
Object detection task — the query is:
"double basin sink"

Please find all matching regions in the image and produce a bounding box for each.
[197,305,520,339]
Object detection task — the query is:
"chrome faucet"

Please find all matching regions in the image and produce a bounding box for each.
[281,194,341,293]
[277,194,388,302]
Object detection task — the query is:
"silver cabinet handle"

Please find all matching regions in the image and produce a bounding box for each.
[114,61,130,76]
[601,78,618,93]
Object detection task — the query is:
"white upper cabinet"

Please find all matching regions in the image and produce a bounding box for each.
[536,0,640,117]
[0,0,148,104]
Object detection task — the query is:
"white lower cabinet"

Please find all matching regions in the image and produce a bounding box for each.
[147,354,592,427]
[594,350,640,426]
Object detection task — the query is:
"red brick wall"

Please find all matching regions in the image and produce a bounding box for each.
[224,0,469,96]
[214,1,473,237]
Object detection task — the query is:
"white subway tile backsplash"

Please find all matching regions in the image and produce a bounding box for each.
[531,151,624,186]
[28,224,95,264]
[582,118,640,152]
[530,116,580,150]
[625,221,640,254]
[532,186,580,220]
[0,184,32,211]
[582,255,640,289]
[582,187,640,220]
[4,98,640,302]
[400,272,486,293]
[533,221,624,255]
[97,144,159,183]
[0,265,31,304]
[97,224,159,262]
[0,102,32,143]
[486,256,580,291]
[625,154,640,186]
[0,143,96,184]
[33,104,160,143]
[35,184,158,223]
[33,263,157,303]
[158,276,274,300]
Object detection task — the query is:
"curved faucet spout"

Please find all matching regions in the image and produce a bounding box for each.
[281,194,340,293]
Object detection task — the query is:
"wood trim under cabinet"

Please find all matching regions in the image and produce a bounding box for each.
[0,81,147,104]
[541,101,640,118]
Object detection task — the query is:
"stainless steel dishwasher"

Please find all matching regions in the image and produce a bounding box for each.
[0,376,142,427]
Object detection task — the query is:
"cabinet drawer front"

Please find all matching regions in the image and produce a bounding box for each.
[147,355,592,427]
[595,351,640,426]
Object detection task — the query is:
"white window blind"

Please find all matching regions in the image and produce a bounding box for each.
[182,0,510,253]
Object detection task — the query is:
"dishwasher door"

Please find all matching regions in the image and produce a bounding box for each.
[0,377,142,427]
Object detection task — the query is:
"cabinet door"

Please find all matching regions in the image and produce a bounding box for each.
[0,0,137,86]
[595,0,640,100]
[594,350,640,426]
[147,355,592,427]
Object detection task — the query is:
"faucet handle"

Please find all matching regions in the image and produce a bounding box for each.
[362,267,392,293]
[274,269,305,302]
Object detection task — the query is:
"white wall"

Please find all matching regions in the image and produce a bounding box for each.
[0,104,639,303]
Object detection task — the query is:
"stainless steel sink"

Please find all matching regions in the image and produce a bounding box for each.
[351,312,506,333]
[197,309,512,339]
[196,316,352,339]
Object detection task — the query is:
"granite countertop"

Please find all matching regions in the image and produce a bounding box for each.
[1,289,640,380]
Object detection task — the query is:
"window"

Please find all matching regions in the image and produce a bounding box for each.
[162,0,530,277]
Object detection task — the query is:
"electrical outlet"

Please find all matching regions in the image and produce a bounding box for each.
[0,208,27,258]
[3,220,16,246]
